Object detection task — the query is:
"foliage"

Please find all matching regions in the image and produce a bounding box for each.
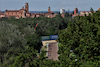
[0,15,69,36]
[0,14,70,66]
[0,21,26,66]
[90,7,94,13]
[58,11,100,66]
[1,11,100,67]
[11,46,38,67]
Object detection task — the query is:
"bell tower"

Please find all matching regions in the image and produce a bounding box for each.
[25,3,29,12]
[48,6,50,12]
[74,8,78,14]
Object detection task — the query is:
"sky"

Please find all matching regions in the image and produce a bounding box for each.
[0,0,100,11]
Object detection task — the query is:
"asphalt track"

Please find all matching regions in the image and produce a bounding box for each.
[47,42,59,61]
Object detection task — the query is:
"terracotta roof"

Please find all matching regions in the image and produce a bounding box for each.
[0,12,5,15]
[26,12,31,14]
[46,11,54,14]
[6,15,19,17]
[6,10,19,12]
[31,13,34,15]
[72,13,79,17]
[32,13,44,15]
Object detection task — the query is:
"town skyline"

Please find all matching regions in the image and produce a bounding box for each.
[0,0,100,11]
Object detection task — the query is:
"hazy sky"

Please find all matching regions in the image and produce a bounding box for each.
[0,0,100,11]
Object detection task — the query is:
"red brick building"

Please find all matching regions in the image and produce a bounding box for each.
[0,3,62,19]
[74,8,78,15]
[45,7,56,18]
[5,3,31,19]
[72,8,95,17]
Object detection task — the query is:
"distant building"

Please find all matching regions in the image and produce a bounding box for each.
[80,11,92,16]
[5,3,31,19]
[25,3,29,12]
[72,8,79,17]
[74,8,78,15]
[45,7,56,18]
[60,8,65,14]
[48,6,51,12]
[72,8,96,17]
[31,13,44,18]
[0,3,59,19]
[0,11,5,18]
[0,3,31,19]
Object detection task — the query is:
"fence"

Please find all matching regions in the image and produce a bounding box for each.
[41,35,58,41]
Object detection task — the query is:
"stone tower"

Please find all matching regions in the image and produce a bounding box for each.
[74,8,78,14]
[48,6,50,12]
[25,3,29,12]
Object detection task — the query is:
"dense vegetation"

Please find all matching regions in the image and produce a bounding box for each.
[0,11,100,67]
[58,11,100,66]
[0,14,70,67]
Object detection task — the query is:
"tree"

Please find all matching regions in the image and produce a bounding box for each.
[0,14,73,67]
[26,33,42,51]
[0,21,26,66]
[58,11,100,66]
[11,46,38,67]
[90,7,94,13]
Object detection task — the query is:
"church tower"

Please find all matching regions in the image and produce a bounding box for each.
[74,8,78,14]
[48,6,50,12]
[25,3,29,12]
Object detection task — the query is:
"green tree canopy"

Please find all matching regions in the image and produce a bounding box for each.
[90,7,94,13]
[0,21,26,66]
[58,11,100,66]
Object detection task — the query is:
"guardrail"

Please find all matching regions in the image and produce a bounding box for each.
[41,35,58,41]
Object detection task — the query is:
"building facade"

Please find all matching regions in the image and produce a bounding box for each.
[72,8,95,17]
[60,8,65,14]
[4,3,31,19]
[74,8,78,15]
[45,7,56,18]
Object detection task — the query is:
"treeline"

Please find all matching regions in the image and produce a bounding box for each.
[0,14,71,67]
[0,14,71,36]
